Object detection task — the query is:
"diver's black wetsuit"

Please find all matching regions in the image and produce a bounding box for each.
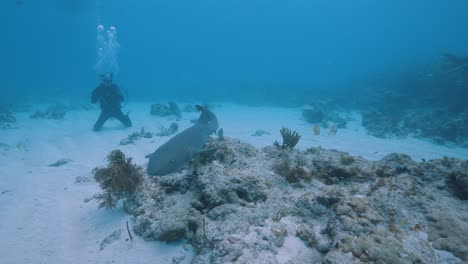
[91,83,132,131]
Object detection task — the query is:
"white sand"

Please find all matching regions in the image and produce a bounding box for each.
[0,102,466,263]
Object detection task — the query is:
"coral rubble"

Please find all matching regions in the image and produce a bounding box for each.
[30,104,69,120]
[0,106,16,129]
[302,103,348,128]
[150,102,182,120]
[120,128,153,145]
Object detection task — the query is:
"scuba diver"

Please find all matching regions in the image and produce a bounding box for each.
[91,73,132,131]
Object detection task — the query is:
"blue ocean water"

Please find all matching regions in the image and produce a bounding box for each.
[2,2,468,263]
[2,0,468,104]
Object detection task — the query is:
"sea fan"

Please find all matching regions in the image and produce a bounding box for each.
[93,150,142,209]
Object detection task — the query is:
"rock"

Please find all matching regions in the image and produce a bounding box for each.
[171,254,186,264]
[150,103,172,116]
[335,204,352,216]
[195,172,268,209]
[49,158,73,167]
[296,226,317,248]
[75,175,94,183]
[1,190,12,195]
[168,102,182,120]
[135,207,200,242]
[150,102,182,120]
[341,232,426,263]
[303,108,324,123]
[156,122,179,136]
[251,129,270,136]
[217,128,224,140]
[449,167,468,200]
[0,143,10,151]
[30,104,68,120]
[348,196,368,214]
[302,104,347,128]
[100,229,122,251]
[117,137,468,263]
[119,137,133,145]
[120,128,154,145]
[362,107,468,147]
[0,107,16,129]
[427,209,468,261]
[0,111,16,123]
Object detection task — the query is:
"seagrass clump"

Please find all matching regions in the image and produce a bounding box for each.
[94,150,143,209]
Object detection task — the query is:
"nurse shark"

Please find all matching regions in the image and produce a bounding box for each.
[146,105,218,176]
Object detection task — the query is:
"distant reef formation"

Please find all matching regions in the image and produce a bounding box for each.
[30,104,70,120]
[97,137,467,263]
[150,102,182,120]
[0,105,16,129]
[359,53,468,148]
[363,108,468,147]
[302,102,348,129]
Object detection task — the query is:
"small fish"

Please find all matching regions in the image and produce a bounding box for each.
[313,125,320,136]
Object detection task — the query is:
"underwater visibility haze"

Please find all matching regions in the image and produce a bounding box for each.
[2,0,468,102]
[1,1,468,263]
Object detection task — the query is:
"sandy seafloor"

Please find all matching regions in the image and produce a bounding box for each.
[0,102,467,264]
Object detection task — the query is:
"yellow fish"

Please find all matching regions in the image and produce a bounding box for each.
[313,125,320,135]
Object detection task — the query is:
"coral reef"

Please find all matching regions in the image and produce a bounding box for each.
[362,109,403,138]
[302,103,348,128]
[363,107,468,147]
[119,123,180,145]
[217,128,224,140]
[112,137,468,263]
[120,128,153,145]
[30,104,68,120]
[155,122,179,137]
[426,209,468,261]
[251,129,270,136]
[93,150,143,209]
[359,54,468,147]
[150,102,182,120]
[0,106,16,129]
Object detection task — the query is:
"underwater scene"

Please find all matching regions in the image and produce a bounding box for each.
[1,0,468,263]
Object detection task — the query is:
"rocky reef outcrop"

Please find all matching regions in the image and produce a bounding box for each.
[0,106,16,129]
[363,107,468,147]
[115,137,467,263]
[30,104,69,120]
[360,53,468,148]
[302,102,348,128]
[150,102,182,120]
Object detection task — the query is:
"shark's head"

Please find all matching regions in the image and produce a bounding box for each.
[195,105,218,135]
